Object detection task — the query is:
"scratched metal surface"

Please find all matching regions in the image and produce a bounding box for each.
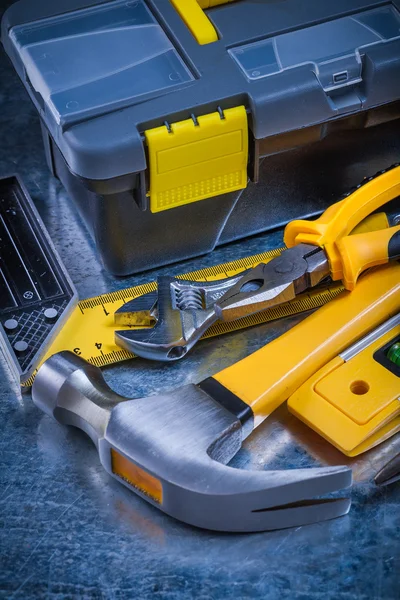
[1,3,400,599]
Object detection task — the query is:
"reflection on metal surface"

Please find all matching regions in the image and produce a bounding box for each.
[240,404,400,484]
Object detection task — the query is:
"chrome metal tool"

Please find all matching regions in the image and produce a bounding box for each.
[115,244,328,361]
[115,165,400,362]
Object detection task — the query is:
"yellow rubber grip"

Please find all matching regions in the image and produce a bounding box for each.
[284,165,400,284]
[337,224,400,289]
[213,262,400,423]
[351,211,389,234]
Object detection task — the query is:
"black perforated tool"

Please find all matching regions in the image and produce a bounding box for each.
[0,175,77,384]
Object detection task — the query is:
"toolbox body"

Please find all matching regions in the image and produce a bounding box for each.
[2,0,400,274]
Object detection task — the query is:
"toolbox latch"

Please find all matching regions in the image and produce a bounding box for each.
[317,54,363,112]
[144,106,249,213]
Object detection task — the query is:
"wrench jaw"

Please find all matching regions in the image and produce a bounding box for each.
[115,306,217,361]
[115,279,191,360]
[115,318,190,361]
[114,275,230,361]
[114,291,158,328]
[33,352,352,532]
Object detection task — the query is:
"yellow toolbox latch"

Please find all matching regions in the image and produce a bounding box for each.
[145,105,249,213]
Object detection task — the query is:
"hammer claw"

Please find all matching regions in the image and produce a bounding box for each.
[153,461,352,532]
[242,497,351,532]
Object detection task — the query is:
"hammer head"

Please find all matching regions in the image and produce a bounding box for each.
[32,352,352,532]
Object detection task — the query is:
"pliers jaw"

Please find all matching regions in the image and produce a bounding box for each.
[216,244,329,321]
[114,161,400,362]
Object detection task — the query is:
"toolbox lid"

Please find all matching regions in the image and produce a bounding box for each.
[229,8,400,92]
[3,0,400,182]
[8,1,194,127]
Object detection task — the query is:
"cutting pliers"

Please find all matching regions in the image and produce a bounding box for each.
[115,165,400,361]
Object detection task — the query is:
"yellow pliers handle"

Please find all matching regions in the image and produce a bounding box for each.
[284,165,400,290]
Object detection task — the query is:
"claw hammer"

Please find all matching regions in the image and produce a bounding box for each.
[32,263,400,531]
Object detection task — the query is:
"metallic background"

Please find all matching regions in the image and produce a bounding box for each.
[0,0,399,597]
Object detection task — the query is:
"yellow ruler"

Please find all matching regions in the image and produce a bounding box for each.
[23,247,343,387]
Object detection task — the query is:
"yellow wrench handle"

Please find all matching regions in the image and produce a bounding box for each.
[212,262,400,424]
[337,225,400,289]
[284,165,400,285]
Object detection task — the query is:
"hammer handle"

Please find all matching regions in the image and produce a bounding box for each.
[209,262,400,428]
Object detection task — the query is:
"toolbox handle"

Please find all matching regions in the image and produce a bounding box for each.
[170,0,236,45]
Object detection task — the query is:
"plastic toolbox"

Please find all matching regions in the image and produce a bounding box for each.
[2,0,400,274]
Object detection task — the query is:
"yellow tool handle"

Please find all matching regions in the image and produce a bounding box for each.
[211,263,400,424]
[351,210,389,234]
[284,165,400,285]
[337,225,400,289]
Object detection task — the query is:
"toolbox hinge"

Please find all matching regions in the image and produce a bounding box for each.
[144,105,249,213]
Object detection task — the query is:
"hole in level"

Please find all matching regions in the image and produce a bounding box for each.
[350,380,370,395]
[167,346,187,360]
[240,279,264,294]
